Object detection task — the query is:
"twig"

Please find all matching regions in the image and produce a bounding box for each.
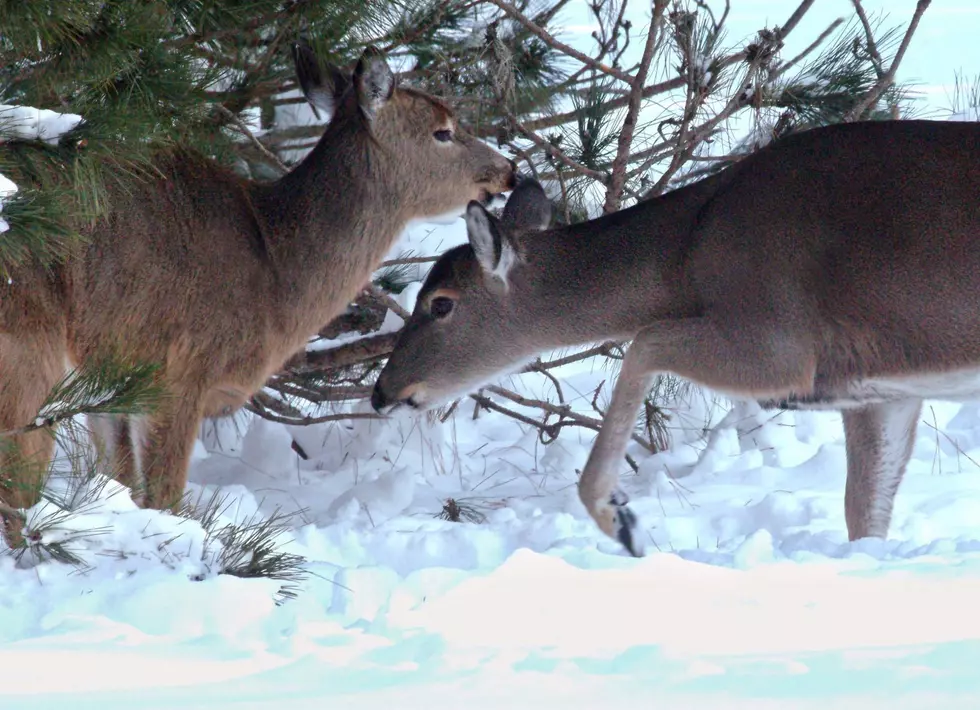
[475,0,817,142]
[245,403,381,426]
[780,0,818,39]
[366,284,411,321]
[282,332,399,374]
[533,342,625,370]
[773,17,845,80]
[844,0,931,121]
[487,0,635,85]
[509,116,608,183]
[603,0,669,213]
[381,255,439,267]
[850,0,886,78]
[215,105,288,174]
[483,384,654,452]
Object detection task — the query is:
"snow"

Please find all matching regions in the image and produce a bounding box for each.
[4,390,980,707]
[3,105,980,707]
[0,104,83,145]
[0,172,16,234]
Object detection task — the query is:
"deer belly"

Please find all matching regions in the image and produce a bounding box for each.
[845,369,980,403]
[765,368,980,411]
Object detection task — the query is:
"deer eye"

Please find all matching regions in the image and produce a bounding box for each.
[433,129,453,142]
[430,296,455,318]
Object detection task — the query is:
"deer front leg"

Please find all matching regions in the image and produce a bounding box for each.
[579,317,817,557]
[136,391,205,511]
[842,399,921,541]
[1,330,67,547]
[89,414,145,504]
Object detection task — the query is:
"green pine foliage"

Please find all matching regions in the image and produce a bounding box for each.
[772,16,914,130]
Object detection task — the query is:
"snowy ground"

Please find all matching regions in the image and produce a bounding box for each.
[3,214,980,709]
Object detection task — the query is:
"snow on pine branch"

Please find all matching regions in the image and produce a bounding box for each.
[0,104,83,144]
[0,104,84,233]
[0,172,15,234]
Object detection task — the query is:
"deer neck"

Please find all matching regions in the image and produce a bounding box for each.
[253,119,401,329]
[517,197,700,349]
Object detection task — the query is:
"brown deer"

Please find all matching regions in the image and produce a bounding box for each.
[0,41,516,537]
[370,119,980,557]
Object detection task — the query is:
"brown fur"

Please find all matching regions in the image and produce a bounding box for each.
[372,119,980,554]
[0,45,515,532]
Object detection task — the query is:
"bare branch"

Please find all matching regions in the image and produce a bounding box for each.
[780,0,818,39]
[845,0,931,121]
[483,0,818,142]
[216,105,288,174]
[850,0,886,78]
[245,403,382,426]
[381,255,438,267]
[283,332,399,374]
[486,0,635,85]
[773,17,845,79]
[603,0,669,213]
[366,284,411,321]
[509,116,609,183]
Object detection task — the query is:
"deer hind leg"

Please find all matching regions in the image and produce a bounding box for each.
[0,331,67,543]
[136,386,205,512]
[842,399,922,541]
[579,317,816,557]
[89,414,145,504]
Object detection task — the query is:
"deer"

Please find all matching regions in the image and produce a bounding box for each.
[369,118,980,558]
[0,40,516,542]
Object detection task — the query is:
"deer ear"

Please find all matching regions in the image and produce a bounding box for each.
[465,201,519,288]
[291,40,350,119]
[500,176,552,233]
[353,46,395,121]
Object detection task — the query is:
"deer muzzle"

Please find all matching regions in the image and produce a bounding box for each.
[370,381,425,413]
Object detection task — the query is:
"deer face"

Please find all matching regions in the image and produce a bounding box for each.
[372,178,552,412]
[377,89,518,216]
[301,46,517,218]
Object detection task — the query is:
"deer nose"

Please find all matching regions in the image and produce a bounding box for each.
[370,383,389,413]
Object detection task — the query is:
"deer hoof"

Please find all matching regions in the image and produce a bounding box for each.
[609,488,644,558]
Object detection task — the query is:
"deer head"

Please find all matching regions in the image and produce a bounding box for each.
[293,43,517,220]
[371,176,553,412]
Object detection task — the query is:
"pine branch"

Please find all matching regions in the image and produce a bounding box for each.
[0,360,160,441]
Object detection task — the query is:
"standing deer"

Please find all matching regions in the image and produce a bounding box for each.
[0,41,516,539]
[370,119,980,557]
